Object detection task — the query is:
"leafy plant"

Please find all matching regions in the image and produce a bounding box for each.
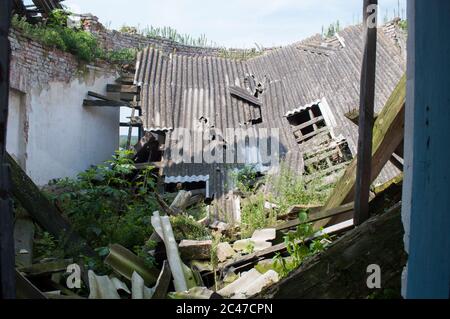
[273,211,330,278]
[232,165,259,194]
[240,193,276,239]
[48,150,158,256]
[12,12,137,65]
[265,163,330,214]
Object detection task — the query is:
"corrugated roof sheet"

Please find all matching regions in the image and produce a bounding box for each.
[135,22,406,222]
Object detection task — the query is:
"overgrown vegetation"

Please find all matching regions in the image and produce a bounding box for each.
[218,48,264,61]
[120,24,215,48]
[12,11,137,64]
[323,20,341,38]
[273,211,329,278]
[45,149,210,273]
[235,163,333,238]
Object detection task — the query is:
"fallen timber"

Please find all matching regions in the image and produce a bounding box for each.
[258,203,406,299]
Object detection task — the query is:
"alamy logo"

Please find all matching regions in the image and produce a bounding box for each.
[366,4,378,28]
[366,264,381,289]
[66,263,81,289]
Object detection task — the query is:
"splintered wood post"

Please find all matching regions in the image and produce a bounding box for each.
[355,0,378,226]
[0,0,16,299]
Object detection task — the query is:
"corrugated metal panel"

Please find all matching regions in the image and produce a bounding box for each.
[135,23,406,221]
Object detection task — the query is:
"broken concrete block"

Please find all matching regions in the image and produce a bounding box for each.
[231,270,279,299]
[233,239,272,252]
[179,240,212,261]
[217,242,235,262]
[251,228,276,242]
[217,268,261,298]
[264,202,279,210]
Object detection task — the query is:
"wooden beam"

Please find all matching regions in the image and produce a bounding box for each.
[83,99,130,107]
[296,127,329,143]
[292,116,324,134]
[355,0,378,226]
[7,153,96,258]
[276,203,355,232]
[0,0,16,299]
[259,205,406,299]
[15,270,47,299]
[107,84,138,94]
[229,86,262,106]
[317,74,406,228]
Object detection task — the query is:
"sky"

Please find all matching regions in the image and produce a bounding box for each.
[65,0,407,49]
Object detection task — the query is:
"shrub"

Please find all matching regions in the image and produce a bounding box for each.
[12,12,136,65]
[48,150,158,252]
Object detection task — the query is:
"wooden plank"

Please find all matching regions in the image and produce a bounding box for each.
[218,219,354,275]
[354,0,378,225]
[259,205,405,299]
[18,259,73,277]
[83,99,129,107]
[292,116,324,134]
[296,127,329,143]
[317,74,406,229]
[276,203,355,232]
[0,0,16,299]
[7,153,96,258]
[15,270,47,299]
[107,84,138,94]
[120,122,142,128]
[229,86,262,106]
[152,261,171,299]
[304,147,341,166]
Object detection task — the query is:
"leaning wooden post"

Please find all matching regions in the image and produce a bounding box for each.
[0,0,16,299]
[355,0,378,225]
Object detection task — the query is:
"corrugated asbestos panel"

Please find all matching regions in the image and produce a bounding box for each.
[135,23,406,221]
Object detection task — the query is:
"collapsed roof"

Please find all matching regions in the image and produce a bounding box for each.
[134,21,406,221]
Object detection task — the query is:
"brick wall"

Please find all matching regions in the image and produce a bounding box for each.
[9,28,117,93]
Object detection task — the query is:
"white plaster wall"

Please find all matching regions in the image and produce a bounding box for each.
[19,70,119,185]
[6,89,26,168]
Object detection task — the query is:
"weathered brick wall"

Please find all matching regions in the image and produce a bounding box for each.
[81,15,224,56]
[9,28,117,93]
[80,15,271,58]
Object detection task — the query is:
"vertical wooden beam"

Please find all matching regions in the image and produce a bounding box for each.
[355,0,378,226]
[0,0,16,299]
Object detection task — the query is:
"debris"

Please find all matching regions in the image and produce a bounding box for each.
[15,270,47,299]
[170,190,192,213]
[18,259,73,277]
[259,204,405,299]
[152,261,172,299]
[190,260,213,273]
[210,221,230,233]
[217,268,279,298]
[251,228,276,242]
[217,242,235,262]
[104,244,159,286]
[264,202,279,210]
[151,211,188,292]
[131,271,155,299]
[233,239,272,252]
[179,240,212,261]
[7,153,95,257]
[88,271,121,299]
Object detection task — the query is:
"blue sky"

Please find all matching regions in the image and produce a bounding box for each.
[65,0,406,48]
